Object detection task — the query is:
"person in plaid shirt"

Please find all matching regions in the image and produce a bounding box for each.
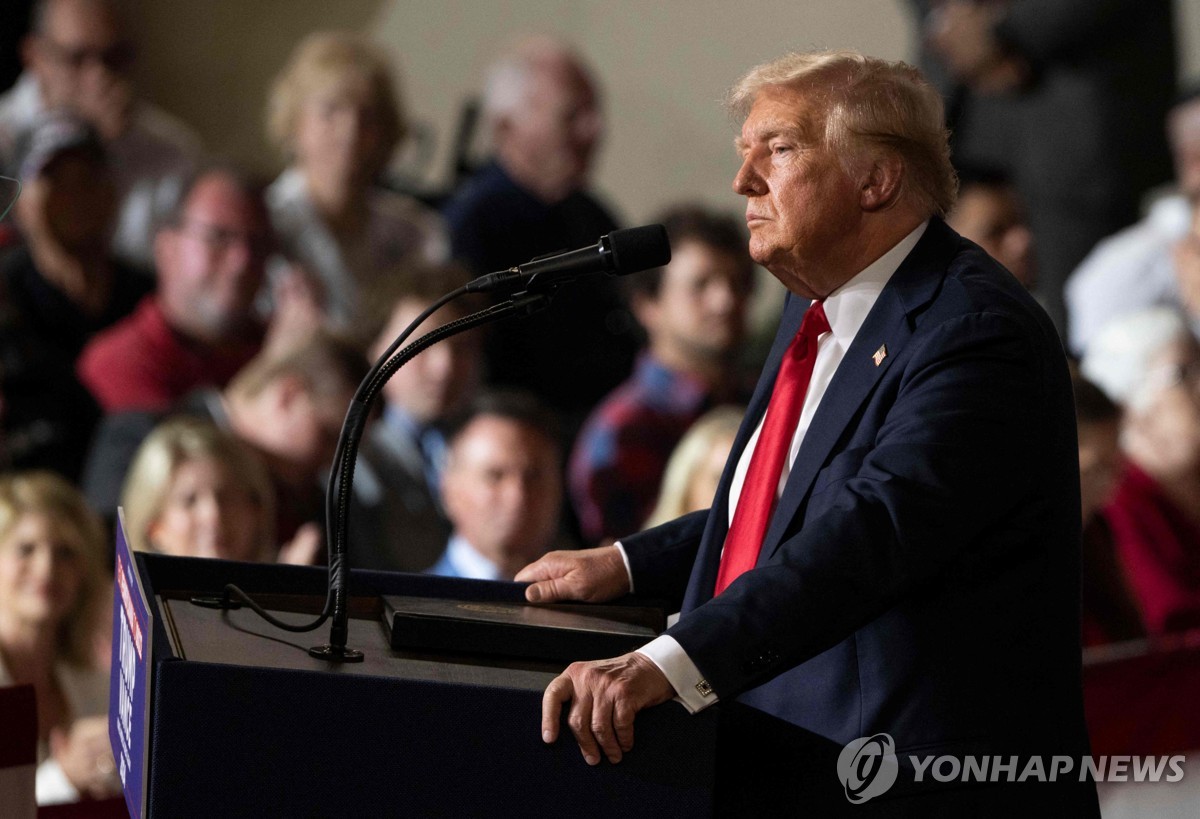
[568,206,755,544]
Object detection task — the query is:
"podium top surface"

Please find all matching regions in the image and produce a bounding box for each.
[160,595,561,692]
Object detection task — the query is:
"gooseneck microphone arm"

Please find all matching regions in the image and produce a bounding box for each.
[199,224,671,662]
[309,291,552,661]
[206,290,550,655]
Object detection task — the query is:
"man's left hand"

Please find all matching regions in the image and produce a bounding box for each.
[542,652,676,765]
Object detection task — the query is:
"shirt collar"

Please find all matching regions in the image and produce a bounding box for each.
[445,533,506,581]
[822,220,928,345]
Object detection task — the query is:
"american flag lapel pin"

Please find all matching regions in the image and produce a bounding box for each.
[872,344,887,367]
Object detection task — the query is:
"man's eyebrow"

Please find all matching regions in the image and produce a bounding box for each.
[734,124,807,155]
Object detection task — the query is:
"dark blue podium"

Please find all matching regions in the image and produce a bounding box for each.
[133,553,716,817]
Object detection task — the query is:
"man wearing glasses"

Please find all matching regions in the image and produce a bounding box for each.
[0,0,201,271]
[76,165,271,413]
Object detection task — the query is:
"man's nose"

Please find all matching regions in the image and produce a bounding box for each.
[733,157,764,196]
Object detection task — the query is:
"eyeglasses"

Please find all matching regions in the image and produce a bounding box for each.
[176,220,274,259]
[1141,359,1200,395]
[40,38,137,73]
[0,176,19,222]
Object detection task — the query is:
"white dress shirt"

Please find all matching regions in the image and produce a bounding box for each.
[629,221,928,714]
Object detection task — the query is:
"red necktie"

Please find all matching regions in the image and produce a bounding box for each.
[714,301,829,595]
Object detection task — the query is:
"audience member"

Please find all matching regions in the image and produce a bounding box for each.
[120,417,275,560]
[1083,308,1200,636]
[350,263,482,572]
[914,0,1177,336]
[442,36,637,419]
[83,330,366,548]
[430,392,567,581]
[0,0,201,270]
[1072,372,1144,647]
[1066,88,1200,357]
[0,110,150,479]
[643,406,744,531]
[0,471,117,805]
[76,164,271,412]
[266,32,447,331]
[569,206,754,543]
[946,164,1034,288]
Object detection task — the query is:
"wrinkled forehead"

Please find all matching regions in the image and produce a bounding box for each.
[181,173,268,228]
[525,59,598,110]
[735,83,827,150]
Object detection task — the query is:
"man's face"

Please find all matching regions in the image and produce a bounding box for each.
[502,60,602,200]
[948,184,1035,288]
[16,150,116,253]
[442,416,561,567]
[250,374,352,480]
[1169,99,1200,205]
[372,298,481,424]
[155,174,272,339]
[637,240,753,365]
[25,0,136,139]
[732,84,862,299]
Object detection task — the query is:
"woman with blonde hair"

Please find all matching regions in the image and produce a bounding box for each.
[0,471,119,804]
[121,417,276,562]
[643,406,745,530]
[265,31,447,330]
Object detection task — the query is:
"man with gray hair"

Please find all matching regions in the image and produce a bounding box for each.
[442,36,636,420]
[519,50,1095,814]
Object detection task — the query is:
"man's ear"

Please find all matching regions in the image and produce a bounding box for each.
[859,151,905,212]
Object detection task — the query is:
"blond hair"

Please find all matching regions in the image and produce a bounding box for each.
[0,471,108,667]
[644,406,745,530]
[120,418,275,559]
[266,31,406,174]
[730,50,957,217]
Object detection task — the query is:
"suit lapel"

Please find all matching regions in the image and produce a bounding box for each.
[756,218,959,563]
[683,219,961,605]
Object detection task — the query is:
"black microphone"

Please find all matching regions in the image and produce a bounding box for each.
[466,224,671,294]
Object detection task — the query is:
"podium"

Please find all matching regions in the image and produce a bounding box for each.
[127,552,716,817]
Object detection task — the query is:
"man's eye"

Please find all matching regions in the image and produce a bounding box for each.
[772,144,792,156]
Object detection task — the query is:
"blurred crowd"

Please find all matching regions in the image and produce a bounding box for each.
[0,0,1198,805]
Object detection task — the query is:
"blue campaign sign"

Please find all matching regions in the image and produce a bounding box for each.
[109,512,152,819]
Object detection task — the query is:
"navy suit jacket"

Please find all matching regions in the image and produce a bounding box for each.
[623,219,1094,806]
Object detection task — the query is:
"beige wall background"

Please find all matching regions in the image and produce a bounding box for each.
[130,0,1200,226]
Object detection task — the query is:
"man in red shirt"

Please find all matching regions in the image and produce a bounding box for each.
[77,165,270,412]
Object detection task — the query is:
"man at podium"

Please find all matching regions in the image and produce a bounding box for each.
[518,49,1097,815]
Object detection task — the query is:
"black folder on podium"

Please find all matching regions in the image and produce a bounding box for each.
[133,553,716,817]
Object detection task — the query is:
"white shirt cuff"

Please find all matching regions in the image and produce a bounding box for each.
[637,634,718,714]
[613,541,635,594]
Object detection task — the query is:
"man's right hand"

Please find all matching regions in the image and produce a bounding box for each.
[515,545,631,603]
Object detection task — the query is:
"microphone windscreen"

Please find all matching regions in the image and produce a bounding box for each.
[608,224,671,275]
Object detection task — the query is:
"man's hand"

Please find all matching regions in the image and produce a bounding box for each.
[542,652,675,765]
[515,545,630,603]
